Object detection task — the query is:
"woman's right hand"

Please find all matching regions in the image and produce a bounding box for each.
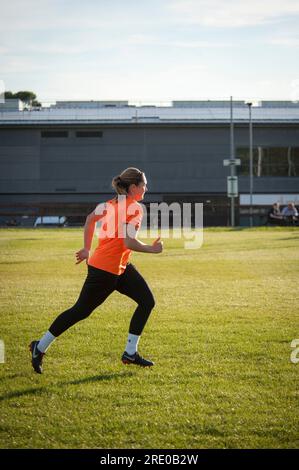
[151,237,163,253]
[75,248,90,265]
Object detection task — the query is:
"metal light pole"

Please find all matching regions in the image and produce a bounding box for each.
[223,97,240,227]
[230,96,235,227]
[247,102,253,227]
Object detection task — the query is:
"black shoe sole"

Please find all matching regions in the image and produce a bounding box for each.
[122,358,154,367]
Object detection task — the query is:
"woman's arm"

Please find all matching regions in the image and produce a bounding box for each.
[75,209,104,264]
[83,214,97,252]
[124,224,163,254]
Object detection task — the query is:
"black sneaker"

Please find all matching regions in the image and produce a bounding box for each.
[121,351,154,367]
[29,340,45,374]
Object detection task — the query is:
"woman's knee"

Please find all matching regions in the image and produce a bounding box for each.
[74,305,94,321]
[143,292,155,311]
[67,301,94,321]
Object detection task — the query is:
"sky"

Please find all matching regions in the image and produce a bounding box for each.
[1,0,299,104]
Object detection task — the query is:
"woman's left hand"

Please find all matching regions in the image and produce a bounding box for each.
[75,248,89,265]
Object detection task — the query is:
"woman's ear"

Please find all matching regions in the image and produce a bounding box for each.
[129,183,137,193]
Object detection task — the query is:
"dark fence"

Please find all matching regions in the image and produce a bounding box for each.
[0,201,270,227]
[2,201,297,227]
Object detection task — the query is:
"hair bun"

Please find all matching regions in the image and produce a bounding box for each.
[112,168,142,195]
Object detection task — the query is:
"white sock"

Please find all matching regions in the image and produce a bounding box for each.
[38,331,56,353]
[125,333,140,355]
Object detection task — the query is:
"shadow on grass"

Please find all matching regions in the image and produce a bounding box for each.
[278,236,299,241]
[0,261,34,265]
[0,387,45,401]
[0,371,134,402]
[65,371,134,385]
[187,424,226,437]
[9,238,43,241]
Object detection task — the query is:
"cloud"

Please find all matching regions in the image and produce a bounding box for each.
[267,34,299,47]
[3,64,295,102]
[127,35,234,48]
[167,40,233,48]
[1,0,298,102]
[16,41,122,55]
[0,0,168,32]
[2,0,299,33]
[0,56,52,74]
[169,0,299,27]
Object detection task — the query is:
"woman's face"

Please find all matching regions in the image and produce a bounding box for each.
[129,176,148,201]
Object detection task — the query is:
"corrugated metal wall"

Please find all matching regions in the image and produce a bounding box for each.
[1,124,299,203]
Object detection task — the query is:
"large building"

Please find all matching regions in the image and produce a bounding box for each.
[0,100,299,226]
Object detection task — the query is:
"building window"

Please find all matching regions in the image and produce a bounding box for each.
[75,131,103,138]
[41,131,68,138]
[237,147,299,177]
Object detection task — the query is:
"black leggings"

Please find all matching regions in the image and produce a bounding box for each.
[49,263,155,337]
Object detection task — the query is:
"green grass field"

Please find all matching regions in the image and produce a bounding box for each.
[0,227,298,449]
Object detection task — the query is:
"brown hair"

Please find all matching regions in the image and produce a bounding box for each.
[111,167,145,195]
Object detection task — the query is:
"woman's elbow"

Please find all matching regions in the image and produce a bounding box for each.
[85,213,97,227]
[124,237,134,249]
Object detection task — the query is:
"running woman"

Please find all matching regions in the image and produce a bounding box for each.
[30,168,163,373]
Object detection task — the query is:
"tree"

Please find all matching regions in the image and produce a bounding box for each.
[14,91,37,105]
[4,90,41,107]
[4,91,14,99]
[32,99,41,107]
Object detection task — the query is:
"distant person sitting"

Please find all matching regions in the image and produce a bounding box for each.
[267,203,283,225]
[5,218,18,227]
[281,202,299,225]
